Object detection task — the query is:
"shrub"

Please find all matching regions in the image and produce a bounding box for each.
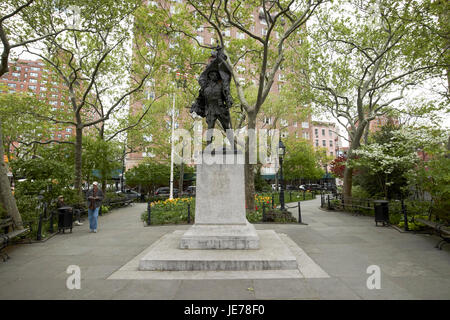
[351,185,371,199]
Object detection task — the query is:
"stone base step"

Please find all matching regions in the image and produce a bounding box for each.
[139,230,298,271]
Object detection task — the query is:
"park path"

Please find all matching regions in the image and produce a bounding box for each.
[0,197,449,299]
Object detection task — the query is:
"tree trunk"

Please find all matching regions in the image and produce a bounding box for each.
[0,120,23,228]
[74,126,83,196]
[342,166,353,198]
[245,111,256,211]
[343,121,367,198]
[101,177,106,195]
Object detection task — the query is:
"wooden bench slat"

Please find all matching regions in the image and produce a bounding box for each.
[416,218,450,236]
[4,228,29,239]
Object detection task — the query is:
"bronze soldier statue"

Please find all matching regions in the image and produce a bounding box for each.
[190,46,234,146]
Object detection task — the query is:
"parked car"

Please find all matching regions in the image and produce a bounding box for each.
[116,189,141,200]
[301,184,323,191]
[185,186,196,195]
[286,185,297,191]
[154,187,179,197]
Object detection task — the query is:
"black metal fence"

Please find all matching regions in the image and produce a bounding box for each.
[321,193,436,231]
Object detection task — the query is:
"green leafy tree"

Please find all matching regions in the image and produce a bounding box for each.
[18,0,167,197]
[0,0,89,227]
[301,0,448,198]
[351,125,449,200]
[282,136,324,182]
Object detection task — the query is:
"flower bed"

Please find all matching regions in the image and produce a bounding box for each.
[141,197,195,225]
[141,192,312,225]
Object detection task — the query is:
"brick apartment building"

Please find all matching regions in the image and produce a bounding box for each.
[0,58,104,158]
[0,59,74,145]
[311,121,342,159]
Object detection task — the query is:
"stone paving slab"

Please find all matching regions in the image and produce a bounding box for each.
[0,198,449,300]
[109,230,328,279]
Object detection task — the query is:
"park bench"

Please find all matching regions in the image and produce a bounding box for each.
[415,217,450,250]
[323,195,374,213]
[103,197,134,209]
[0,217,30,261]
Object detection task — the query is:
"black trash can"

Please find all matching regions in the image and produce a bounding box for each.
[57,206,73,233]
[373,200,389,226]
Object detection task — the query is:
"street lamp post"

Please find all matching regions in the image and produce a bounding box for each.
[278,139,286,211]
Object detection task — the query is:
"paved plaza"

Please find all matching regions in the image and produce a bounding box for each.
[0,197,449,300]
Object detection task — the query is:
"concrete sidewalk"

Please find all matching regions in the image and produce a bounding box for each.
[0,198,449,300]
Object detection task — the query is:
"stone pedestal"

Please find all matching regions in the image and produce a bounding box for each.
[179,156,259,249]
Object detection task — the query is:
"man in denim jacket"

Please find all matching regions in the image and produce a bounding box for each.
[86,181,103,233]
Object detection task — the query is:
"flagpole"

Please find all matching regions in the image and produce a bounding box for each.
[169,92,175,200]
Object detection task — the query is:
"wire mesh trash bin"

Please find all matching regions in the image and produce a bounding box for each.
[57,206,73,233]
[373,200,389,226]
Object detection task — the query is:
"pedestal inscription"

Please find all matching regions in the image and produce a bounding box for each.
[179,159,259,249]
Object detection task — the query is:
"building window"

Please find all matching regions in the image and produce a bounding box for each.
[280,119,288,126]
[295,132,299,138]
[329,129,333,137]
[302,132,310,139]
[170,6,180,14]
[329,140,333,147]
[195,35,204,44]
[315,140,319,147]
[66,128,72,133]
[223,29,230,37]
[30,72,38,77]
[315,128,318,136]
[322,140,326,147]
[261,28,267,36]
[65,134,70,139]
[30,67,40,71]
[8,83,16,88]
[322,129,325,136]
[236,32,245,39]
[293,122,298,128]
[145,90,155,100]
[29,85,36,90]
[12,72,20,77]
[57,134,62,138]
[301,122,309,129]
[281,132,288,138]
[330,151,333,157]
[29,78,37,83]
[263,117,272,125]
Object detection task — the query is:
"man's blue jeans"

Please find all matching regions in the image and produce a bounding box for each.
[88,207,99,230]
